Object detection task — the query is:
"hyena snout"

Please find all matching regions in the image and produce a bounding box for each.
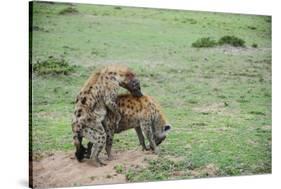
[155,135,166,146]
[122,78,143,97]
[155,124,172,145]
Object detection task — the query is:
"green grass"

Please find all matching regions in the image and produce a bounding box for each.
[30,2,272,181]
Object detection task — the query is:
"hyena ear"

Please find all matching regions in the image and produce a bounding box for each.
[164,124,171,131]
[125,72,135,80]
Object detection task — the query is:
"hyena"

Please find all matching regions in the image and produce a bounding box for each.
[72,65,142,166]
[81,94,171,161]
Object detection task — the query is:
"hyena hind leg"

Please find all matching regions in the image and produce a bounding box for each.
[90,143,106,166]
[105,130,114,161]
[83,126,107,166]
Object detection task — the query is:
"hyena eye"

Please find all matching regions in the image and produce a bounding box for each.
[164,125,171,131]
[126,72,135,79]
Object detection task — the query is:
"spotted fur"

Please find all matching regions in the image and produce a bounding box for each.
[84,94,172,161]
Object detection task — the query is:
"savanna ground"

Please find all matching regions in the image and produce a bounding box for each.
[30,2,271,188]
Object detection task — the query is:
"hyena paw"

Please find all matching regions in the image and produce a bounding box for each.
[107,155,113,161]
[154,147,160,155]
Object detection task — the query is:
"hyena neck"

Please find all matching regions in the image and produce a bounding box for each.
[98,74,120,89]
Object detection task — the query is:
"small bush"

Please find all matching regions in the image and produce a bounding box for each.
[218,35,245,47]
[192,37,217,48]
[114,164,124,174]
[252,43,258,48]
[248,26,257,30]
[265,17,271,23]
[32,57,76,75]
[114,6,122,10]
[32,26,43,31]
[59,7,79,15]
[181,18,197,24]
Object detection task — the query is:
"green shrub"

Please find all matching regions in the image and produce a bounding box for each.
[218,35,245,47]
[248,26,257,30]
[252,43,258,48]
[59,7,79,15]
[32,57,76,75]
[114,164,124,174]
[114,6,122,10]
[181,18,197,24]
[191,37,217,48]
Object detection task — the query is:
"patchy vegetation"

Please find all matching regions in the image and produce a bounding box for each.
[32,57,76,75]
[126,157,192,181]
[125,157,222,181]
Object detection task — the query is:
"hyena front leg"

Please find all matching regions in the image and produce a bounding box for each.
[135,127,149,151]
[140,121,159,154]
[102,114,115,161]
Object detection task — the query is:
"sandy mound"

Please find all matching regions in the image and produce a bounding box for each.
[32,149,157,188]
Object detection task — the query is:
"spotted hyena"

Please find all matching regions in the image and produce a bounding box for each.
[72,65,143,166]
[81,94,171,161]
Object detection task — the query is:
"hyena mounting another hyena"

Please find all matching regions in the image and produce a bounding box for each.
[71,65,142,166]
[82,93,172,161]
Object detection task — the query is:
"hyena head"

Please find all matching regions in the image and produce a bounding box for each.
[104,64,143,97]
[153,111,172,146]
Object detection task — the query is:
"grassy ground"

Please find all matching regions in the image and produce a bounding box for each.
[30,2,271,181]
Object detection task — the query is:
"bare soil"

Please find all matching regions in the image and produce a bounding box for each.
[32,149,157,188]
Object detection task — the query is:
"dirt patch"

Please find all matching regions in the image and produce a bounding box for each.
[193,102,225,113]
[32,149,157,188]
[219,46,271,55]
